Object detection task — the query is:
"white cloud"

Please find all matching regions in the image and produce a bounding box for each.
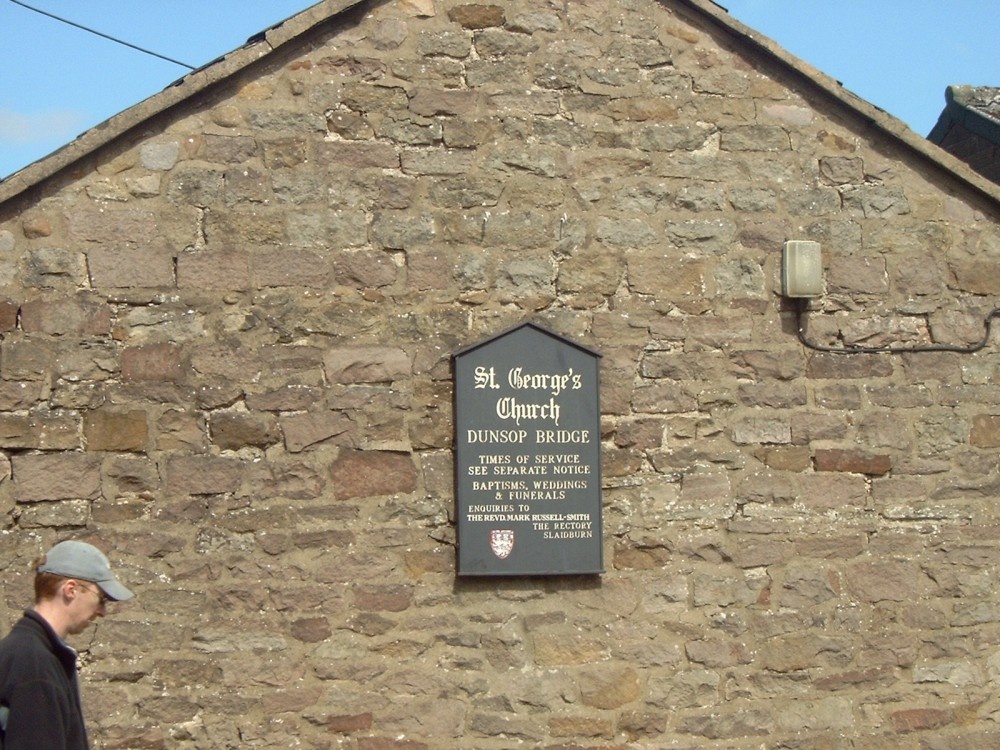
[0,109,88,144]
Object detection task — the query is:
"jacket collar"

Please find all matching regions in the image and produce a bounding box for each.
[21,609,78,671]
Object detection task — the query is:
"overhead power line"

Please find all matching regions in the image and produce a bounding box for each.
[9,0,196,71]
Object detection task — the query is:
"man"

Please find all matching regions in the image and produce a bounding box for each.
[0,540,134,750]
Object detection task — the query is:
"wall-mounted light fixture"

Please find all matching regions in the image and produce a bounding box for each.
[781,240,823,298]
[781,239,1000,355]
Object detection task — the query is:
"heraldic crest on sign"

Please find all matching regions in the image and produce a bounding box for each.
[490,529,515,559]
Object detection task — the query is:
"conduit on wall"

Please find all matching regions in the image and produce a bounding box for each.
[782,240,1000,355]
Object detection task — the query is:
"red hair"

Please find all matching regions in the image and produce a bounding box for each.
[32,555,68,603]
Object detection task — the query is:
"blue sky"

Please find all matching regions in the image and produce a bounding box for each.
[0,1,306,179]
[1,1,997,180]
[722,1,998,137]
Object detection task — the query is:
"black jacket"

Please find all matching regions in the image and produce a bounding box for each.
[0,610,90,750]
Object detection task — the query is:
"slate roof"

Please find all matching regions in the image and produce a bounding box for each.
[928,85,1000,186]
[1,0,999,207]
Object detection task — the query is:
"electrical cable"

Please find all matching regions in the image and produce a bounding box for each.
[794,298,1000,355]
[9,0,196,71]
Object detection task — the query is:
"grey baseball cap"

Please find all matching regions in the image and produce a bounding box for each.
[37,540,134,602]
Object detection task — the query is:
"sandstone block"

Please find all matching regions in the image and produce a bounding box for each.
[13,453,101,501]
[324,346,411,384]
[17,499,91,528]
[780,566,841,609]
[777,697,853,732]
[731,416,791,445]
[757,445,811,471]
[846,561,925,603]
[739,383,808,409]
[721,125,789,152]
[165,455,243,496]
[202,134,258,164]
[317,141,400,169]
[140,141,180,170]
[24,247,88,288]
[0,300,17,332]
[153,659,223,689]
[820,156,864,185]
[177,250,251,291]
[86,247,175,288]
[533,633,607,666]
[280,411,353,453]
[631,383,699,414]
[806,353,894,379]
[814,449,891,476]
[335,248,398,289]
[890,707,952,734]
[641,351,727,380]
[209,412,280,450]
[401,149,476,176]
[165,166,225,207]
[287,210,368,249]
[685,638,752,668]
[417,29,472,60]
[548,715,613,739]
[91,496,149,523]
[353,585,413,612]
[692,570,766,608]
[340,82,408,115]
[613,540,671,570]
[790,412,849,442]
[627,256,706,310]
[729,349,803,381]
[970,414,1000,447]
[370,211,436,250]
[121,344,184,383]
[448,5,504,29]
[253,248,332,288]
[827,254,890,295]
[648,670,719,710]
[208,208,285,247]
[408,88,478,117]
[322,712,375,733]
[20,213,53,238]
[290,617,332,643]
[578,666,642,710]
[759,633,853,672]
[135,695,200,724]
[676,708,773,739]
[949,259,1000,294]
[84,410,148,452]
[20,297,111,336]
[261,686,323,715]
[0,413,80,450]
[328,449,418,500]
[842,185,910,217]
[246,385,321,412]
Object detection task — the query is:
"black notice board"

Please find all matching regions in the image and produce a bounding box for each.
[453,322,603,576]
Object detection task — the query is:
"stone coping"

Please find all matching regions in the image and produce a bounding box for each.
[1,0,998,209]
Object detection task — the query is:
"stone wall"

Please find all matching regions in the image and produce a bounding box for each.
[2,0,1000,747]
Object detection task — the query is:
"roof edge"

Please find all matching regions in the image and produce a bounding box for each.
[2,0,999,209]
[679,0,1000,207]
[929,85,1000,146]
[0,0,366,205]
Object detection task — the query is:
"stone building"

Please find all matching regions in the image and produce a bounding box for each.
[2,0,1000,747]
[929,85,1000,186]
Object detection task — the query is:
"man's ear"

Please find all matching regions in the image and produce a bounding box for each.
[61,578,82,602]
